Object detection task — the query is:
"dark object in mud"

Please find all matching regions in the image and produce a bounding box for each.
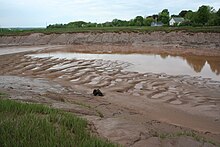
[93,89,104,96]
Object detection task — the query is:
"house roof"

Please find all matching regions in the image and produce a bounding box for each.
[171,17,184,23]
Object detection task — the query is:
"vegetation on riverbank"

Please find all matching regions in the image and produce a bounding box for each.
[0,94,116,147]
[1,5,220,36]
[1,26,220,36]
[1,4,219,37]
[47,5,220,28]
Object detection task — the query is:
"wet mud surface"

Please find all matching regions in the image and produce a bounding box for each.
[29,51,220,81]
[0,45,220,146]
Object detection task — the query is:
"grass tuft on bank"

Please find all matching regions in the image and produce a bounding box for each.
[1,26,220,36]
[0,97,116,147]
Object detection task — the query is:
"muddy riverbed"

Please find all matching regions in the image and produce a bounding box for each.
[28,52,220,81]
[0,44,220,147]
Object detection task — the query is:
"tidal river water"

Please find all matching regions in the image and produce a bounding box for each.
[29,52,220,81]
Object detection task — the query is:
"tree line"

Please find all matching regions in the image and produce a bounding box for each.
[47,5,220,29]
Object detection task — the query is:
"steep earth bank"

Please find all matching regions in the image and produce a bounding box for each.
[0,32,220,56]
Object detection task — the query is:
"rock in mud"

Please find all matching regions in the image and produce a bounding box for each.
[93,89,104,96]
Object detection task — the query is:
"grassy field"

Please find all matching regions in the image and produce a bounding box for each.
[0,26,220,36]
[0,93,116,147]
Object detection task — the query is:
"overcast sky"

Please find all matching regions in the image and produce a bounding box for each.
[0,0,220,27]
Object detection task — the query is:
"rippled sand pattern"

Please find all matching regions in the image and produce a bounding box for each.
[1,50,220,147]
[1,53,219,111]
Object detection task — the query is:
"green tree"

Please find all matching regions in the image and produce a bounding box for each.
[208,8,220,26]
[158,9,170,25]
[179,10,196,26]
[67,21,87,28]
[128,19,135,26]
[85,22,97,27]
[185,11,195,22]
[217,8,220,17]
[171,14,179,18]
[112,19,119,26]
[143,17,154,26]
[134,16,144,26]
[195,5,211,25]
[47,24,63,29]
[215,8,220,25]
[179,10,188,18]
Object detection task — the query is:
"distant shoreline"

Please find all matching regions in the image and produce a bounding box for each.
[1,26,220,37]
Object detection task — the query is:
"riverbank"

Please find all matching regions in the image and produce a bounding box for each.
[0,32,220,146]
[0,32,220,56]
[0,45,220,146]
[0,97,115,146]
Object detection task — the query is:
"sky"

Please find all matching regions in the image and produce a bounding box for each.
[0,0,220,28]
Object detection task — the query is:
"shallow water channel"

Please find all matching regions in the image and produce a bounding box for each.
[29,52,220,81]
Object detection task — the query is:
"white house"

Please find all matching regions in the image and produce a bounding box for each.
[169,17,184,26]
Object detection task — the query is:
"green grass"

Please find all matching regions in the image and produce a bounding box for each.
[1,26,220,36]
[157,131,219,146]
[70,100,104,118]
[0,97,116,147]
[0,92,7,98]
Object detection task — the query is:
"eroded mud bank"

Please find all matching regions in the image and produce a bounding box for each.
[0,32,220,56]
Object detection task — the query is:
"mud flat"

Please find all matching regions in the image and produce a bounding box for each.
[0,32,220,146]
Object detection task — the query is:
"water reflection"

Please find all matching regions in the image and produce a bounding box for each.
[159,54,169,59]
[184,56,206,73]
[181,56,219,75]
[207,60,220,75]
[159,54,220,79]
[29,52,220,81]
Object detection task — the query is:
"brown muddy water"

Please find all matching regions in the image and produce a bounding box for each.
[29,52,220,81]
